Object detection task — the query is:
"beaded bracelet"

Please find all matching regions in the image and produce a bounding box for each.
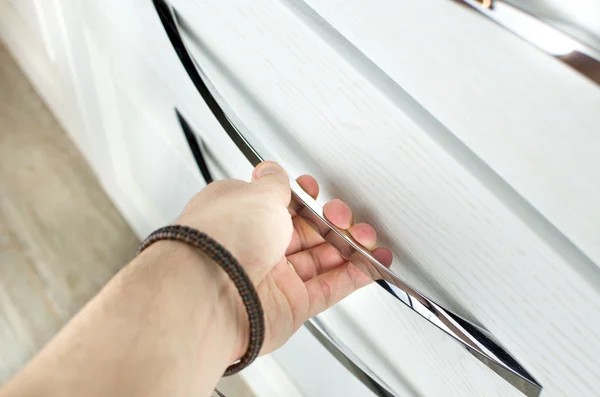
[137,224,265,375]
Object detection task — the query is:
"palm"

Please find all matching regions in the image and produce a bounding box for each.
[255,176,392,354]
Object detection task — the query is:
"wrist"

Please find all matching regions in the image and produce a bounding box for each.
[215,265,249,365]
[134,240,249,369]
[179,242,250,365]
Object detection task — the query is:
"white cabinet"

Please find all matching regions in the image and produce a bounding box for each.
[2,0,599,396]
[164,1,600,395]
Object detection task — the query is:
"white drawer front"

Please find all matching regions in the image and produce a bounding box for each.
[7,0,599,395]
[83,28,206,238]
[299,0,600,268]
[166,0,600,395]
[81,0,254,183]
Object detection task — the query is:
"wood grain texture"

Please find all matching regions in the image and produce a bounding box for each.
[295,0,600,269]
[9,0,598,394]
[163,0,600,395]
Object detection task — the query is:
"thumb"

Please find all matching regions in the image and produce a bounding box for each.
[251,161,291,206]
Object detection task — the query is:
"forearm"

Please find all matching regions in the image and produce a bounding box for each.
[0,241,243,397]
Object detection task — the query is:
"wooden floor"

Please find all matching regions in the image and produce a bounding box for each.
[0,42,253,396]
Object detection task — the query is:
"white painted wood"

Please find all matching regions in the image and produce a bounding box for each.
[240,354,305,397]
[114,89,204,225]
[165,0,600,395]
[82,33,157,238]
[83,31,206,237]
[5,0,600,395]
[79,8,371,395]
[270,326,377,397]
[79,0,255,183]
[292,0,600,268]
[38,0,99,166]
[79,0,252,221]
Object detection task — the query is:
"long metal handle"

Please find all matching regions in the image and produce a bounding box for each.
[454,0,600,86]
[304,319,396,397]
[175,109,213,184]
[153,1,542,395]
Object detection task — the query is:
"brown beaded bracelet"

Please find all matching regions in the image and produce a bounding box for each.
[136,224,265,375]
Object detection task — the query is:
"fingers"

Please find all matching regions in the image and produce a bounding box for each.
[286,215,327,256]
[296,174,319,199]
[287,243,346,280]
[304,264,369,318]
[286,179,383,283]
[323,199,353,229]
[287,223,379,281]
[348,223,377,250]
[288,174,319,216]
[288,197,356,256]
[371,247,394,268]
[286,174,324,255]
[304,247,393,318]
[251,161,291,206]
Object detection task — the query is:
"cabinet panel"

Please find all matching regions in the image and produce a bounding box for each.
[271,326,376,397]
[81,0,254,183]
[117,92,203,225]
[5,0,599,395]
[297,0,600,267]
[169,0,600,395]
[84,30,205,238]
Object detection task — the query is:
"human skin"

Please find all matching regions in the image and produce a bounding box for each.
[0,161,392,397]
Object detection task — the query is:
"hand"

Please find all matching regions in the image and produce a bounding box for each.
[177,161,392,360]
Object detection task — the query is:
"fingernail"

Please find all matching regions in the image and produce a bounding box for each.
[255,162,282,179]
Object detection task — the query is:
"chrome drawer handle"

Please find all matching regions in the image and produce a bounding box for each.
[175,109,213,184]
[153,1,542,395]
[454,0,600,86]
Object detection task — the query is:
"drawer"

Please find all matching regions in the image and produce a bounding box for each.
[83,28,207,238]
[81,0,190,159]
[114,90,203,226]
[159,0,600,396]
[270,326,376,397]
[81,0,254,183]
[298,0,600,265]
[7,0,599,394]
